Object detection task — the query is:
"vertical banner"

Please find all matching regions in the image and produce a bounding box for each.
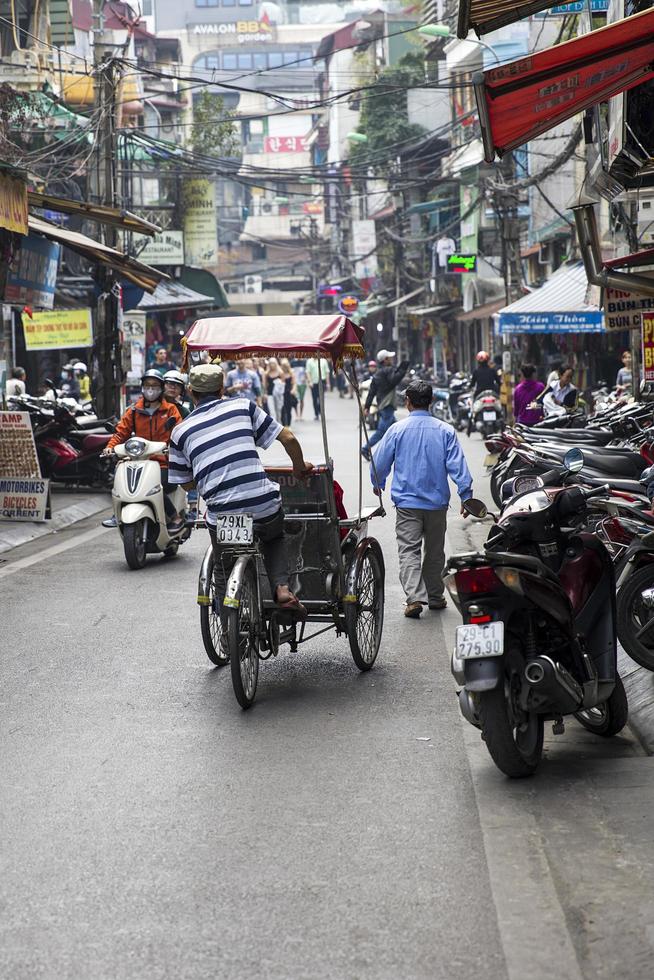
[182,178,217,267]
[122,311,147,382]
[642,314,654,382]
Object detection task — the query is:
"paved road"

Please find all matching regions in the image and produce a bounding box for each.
[2,393,654,979]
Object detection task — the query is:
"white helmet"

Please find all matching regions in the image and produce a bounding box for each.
[163,369,187,388]
[73,361,87,372]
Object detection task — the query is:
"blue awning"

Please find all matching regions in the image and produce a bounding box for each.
[498,262,604,334]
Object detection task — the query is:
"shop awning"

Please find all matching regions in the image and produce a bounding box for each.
[498,262,604,334]
[386,286,424,309]
[28,191,160,236]
[457,0,554,39]
[131,280,216,312]
[407,304,448,315]
[179,267,229,309]
[475,7,654,162]
[456,298,505,323]
[28,215,168,293]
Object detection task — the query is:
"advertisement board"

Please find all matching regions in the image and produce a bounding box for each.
[122,311,147,381]
[21,308,93,350]
[133,230,184,267]
[0,171,28,235]
[642,314,654,382]
[0,477,49,521]
[5,236,60,309]
[183,179,217,268]
[0,410,49,520]
[352,219,378,280]
[605,282,654,331]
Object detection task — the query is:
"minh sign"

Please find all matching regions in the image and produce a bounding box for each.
[192,13,275,43]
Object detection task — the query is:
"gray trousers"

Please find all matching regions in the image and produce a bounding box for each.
[395,507,447,605]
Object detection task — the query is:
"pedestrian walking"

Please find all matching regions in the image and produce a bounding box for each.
[280,358,296,426]
[361,349,409,460]
[151,346,176,374]
[291,359,307,419]
[616,351,633,392]
[225,358,262,404]
[305,356,330,420]
[513,363,544,425]
[371,379,473,619]
[263,357,284,421]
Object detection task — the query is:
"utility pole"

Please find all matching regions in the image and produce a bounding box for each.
[497,151,522,423]
[92,0,122,419]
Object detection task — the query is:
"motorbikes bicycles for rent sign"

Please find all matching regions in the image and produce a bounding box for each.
[642,314,654,383]
[0,411,49,522]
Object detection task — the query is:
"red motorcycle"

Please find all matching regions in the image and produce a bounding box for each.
[34,403,115,489]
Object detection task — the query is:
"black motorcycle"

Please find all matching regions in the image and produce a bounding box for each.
[446,449,627,778]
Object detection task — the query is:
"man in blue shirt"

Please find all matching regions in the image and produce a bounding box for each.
[225,358,262,404]
[371,379,473,618]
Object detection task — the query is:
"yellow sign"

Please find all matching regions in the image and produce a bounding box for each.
[183,178,217,268]
[643,314,654,382]
[0,171,28,235]
[21,309,93,351]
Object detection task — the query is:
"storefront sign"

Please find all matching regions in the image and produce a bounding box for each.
[605,283,654,331]
[0,171,28,235]
[642,314,654,382]
[537,0,608,12]
[446,254,477,274]
[0,477,49,521]
[122,311,147,381]
[264,136,308,153]
[0,411,42,479]
[4,236,60,309]
[133,230,184,267]
[302,201,323,215]
[191,14,274,43]
[339,295,359,316]
[183,179,217,268]
[500,310,604,333]
[21,308,93,350]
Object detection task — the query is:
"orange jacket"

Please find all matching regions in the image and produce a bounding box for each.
[107,397,182,466]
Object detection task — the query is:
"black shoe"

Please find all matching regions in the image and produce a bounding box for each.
[167,518,184,535]
[429,597,447,610]
[102,514,117,528]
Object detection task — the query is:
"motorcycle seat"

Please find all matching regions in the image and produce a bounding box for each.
[581,470,645,494]
[82,434,111,453]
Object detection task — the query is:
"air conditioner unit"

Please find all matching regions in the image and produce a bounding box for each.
[261,202,273,214]
[244,275,263,293]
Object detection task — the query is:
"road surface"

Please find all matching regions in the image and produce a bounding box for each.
[2,392,654,979]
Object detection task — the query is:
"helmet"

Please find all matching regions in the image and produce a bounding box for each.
[73,361,87,372]
[163,370,187,388]
[141,369,165,387]
[476,351,490,363]
[62,362,74,372]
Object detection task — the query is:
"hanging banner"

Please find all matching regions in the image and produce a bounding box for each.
[21,308,93,350]
[605,284,654,331]
[182,179,217,268]
[0,171,28,235]
[642,314,654,382]
[5,236,60,309]
[122,311,147,381]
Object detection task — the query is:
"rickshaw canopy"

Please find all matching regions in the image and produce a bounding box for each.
[182,314,365,368]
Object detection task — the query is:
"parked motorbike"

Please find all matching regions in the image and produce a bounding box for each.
[448,373,472,432]
[33,402,115,489]
[111,437,192,570]
[446,449,628,778]
[468,389,502,438]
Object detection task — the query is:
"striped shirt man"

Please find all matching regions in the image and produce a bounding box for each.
[168,395,283,525]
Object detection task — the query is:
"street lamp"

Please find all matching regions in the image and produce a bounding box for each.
[417,24,501,64]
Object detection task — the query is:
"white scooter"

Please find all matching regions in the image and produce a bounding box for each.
[112,437,191,569]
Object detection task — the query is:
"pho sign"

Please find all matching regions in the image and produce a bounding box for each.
[605,281,654,331]
[642,314,654,382]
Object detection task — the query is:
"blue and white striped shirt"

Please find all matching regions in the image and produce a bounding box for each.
[168,395,283,525]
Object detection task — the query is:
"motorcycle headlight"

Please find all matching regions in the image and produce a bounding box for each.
[125,437,146,458]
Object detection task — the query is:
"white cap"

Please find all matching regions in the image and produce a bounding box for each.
[377,349,396,362]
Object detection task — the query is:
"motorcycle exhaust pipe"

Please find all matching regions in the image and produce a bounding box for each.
[524,655,583,713]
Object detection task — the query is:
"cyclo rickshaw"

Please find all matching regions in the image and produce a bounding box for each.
[182,314,386,709]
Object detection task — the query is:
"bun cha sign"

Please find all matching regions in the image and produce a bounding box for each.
[192,13,275,43]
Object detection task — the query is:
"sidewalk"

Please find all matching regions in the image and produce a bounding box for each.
[0,488,111,555]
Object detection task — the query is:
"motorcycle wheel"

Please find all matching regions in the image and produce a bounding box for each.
[574,675,628,737]
[490,465,506,509]
[478,661,544,778]
[617,565,654,670]
[123,519,148,570]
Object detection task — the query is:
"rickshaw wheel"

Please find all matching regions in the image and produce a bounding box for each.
[228,561,260,709]
[345,541,385,671]
[200,550,229,667]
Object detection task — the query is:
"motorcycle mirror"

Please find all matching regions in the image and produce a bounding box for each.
[563,447,584,473]
[463,498,488,519]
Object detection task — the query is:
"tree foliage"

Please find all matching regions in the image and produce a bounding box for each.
[348,51,426,171]
[191,91,239,157]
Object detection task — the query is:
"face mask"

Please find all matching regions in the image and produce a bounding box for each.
[143,387,162,402]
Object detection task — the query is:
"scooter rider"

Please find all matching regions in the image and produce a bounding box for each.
[471,351,499,398]
[163,370,192,418]
[101,370,183,530]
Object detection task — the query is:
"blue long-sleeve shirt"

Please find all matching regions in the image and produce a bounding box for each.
[371,410,473,510]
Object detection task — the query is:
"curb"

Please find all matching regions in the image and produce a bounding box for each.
[0,495,111,555]
[619,647,654,754]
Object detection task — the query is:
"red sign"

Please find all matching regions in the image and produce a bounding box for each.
[643,315,654,382]
[477,6,654,160]
[263,136,308,154]
[302,201,323,215]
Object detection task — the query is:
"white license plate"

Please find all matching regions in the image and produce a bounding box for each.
[215,514,253,545]
[483,411,497,421]
[456,622,504,659]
